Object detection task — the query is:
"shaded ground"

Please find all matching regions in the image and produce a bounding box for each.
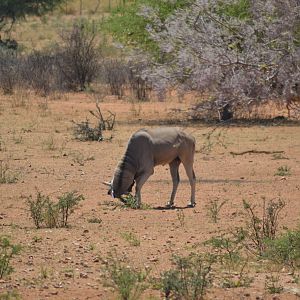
[0,93,300,299]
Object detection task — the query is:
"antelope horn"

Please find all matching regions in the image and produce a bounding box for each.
[102,181,111,186]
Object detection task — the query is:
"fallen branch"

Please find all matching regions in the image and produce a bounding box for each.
[230,150,284,156]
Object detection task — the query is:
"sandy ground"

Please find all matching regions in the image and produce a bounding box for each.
[0,93,300,299]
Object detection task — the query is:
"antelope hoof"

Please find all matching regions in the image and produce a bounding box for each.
[165,202,175,209]
[187,202,196,208]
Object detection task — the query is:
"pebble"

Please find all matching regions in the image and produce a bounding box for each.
[80,272,88,279]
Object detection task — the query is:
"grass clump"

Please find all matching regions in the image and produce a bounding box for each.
[0,161,18,184]
[88,217,102,224]
[0,290,21,300]
[0,236,21,279]
[265,274,283,294]
[121,232,141,247]
[275,165,291,176]
[27,191,84,228]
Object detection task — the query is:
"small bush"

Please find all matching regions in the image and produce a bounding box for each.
[159,254,215,300]
[0,236,21,279]
[102,59,128,98]
[27,191,84,228]
[242,198,285,255]
[21,51,60,96]
[0,50,21,94]
[101,254,149,300]
[27,192,51,229]
[206,199,228,223]
[73,103,115,142]
[56,22,101,91]
[264,229,300,270]
[204,230,252,288]
[57,191,84,227]
[265,274,283,294]
[128,61,151,101]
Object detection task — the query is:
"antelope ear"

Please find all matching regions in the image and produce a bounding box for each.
[102,181,112,186]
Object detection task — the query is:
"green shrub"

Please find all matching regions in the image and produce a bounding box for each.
[0,290,21,300]
[0,236,21,279]
[27,191,84,228]
[27,192,51,229]
[159,254,215,300]
[57,191,84,227]
[0,161,18,184]
[242,198,285,255]
[275,165,291,176]
[121,232,141,247]
[101,254,149,300]
[206,199,228,223]
[264,230,300,270]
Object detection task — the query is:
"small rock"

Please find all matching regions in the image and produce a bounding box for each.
[50,291,58,295]
[149,257,159,262]
[80,272,88,279]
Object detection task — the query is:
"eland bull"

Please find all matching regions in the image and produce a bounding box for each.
[103,127,196,208]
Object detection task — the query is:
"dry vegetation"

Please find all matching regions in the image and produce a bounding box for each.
[11,0,124,51]
[0,91,300,299]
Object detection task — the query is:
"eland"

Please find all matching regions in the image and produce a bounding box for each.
[103,127,196,208]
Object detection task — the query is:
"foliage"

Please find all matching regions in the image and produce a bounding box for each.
[0,0,66,34]
[101,254,149,300]
[27,191,84,228]
[57,191,85,227]
[206,199,228,223]
[103,0,191,55]
[138,0,300,118]
[121,232,141,247]
[159,253,215,300]
[0,236,21,279]
[27,191,51,229]
[0,290,21,300]
[0,50,20,94]
[205,231,252,288]
[264,229,300,270]
[265,274,283,294]
[242,198,285,255]
[275,165,291,176]
[0,161,18,184]
[21,50,61,96]
[121,194,140,209]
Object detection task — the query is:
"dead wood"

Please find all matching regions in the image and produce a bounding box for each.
[230,150,285,156]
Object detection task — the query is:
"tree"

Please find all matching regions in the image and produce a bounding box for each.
[103,0,191,56]
[138,0,300,119]
[0,0,66,34]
